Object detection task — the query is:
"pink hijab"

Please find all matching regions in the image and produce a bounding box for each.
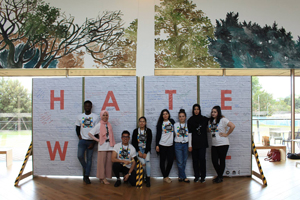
[99,110,115,147]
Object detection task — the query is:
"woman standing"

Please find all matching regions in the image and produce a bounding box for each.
[88,110,116,184]
[209,105,235,183]
[132,116,153,187]
[156,109,175,183]
[187,104,209,183]
[174,109,191,183]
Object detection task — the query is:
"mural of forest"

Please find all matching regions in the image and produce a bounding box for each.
[155,0,300,68]
[1,0,300,69]
[0,0,137,69]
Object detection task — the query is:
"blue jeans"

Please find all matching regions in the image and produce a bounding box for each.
[138,147,151,177]
[174,142,188,179]
[77,140,94,176]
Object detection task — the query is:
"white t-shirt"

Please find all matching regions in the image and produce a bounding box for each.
[113,142,136,168]
[75,113,100,140]
[159,120,174,146]
[89,123,114,151]
[209,118,230,146]
[174,122,189,143]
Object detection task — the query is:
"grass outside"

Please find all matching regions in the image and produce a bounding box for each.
[0,130,32,161]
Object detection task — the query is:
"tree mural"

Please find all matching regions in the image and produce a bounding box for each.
[209,12,300,68]
[93,19,137,68]
[0,0,125,68]
[155,0,219,68]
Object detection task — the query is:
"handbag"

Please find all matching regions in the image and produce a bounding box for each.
[265,149,281,162]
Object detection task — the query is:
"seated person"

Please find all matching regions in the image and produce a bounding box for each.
[112,130,136,187]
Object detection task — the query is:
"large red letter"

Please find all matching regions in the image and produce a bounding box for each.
[50,90,64,110]
[47,141,68,161]
[221,90,232,110]
[102,91,120,111]
[165,90,176,110]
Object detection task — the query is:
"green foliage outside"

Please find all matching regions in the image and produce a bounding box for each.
[252,77,300,116]
[0,78,31,130]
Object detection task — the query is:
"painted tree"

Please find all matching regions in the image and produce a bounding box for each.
[0,0,124,68]
[209,12,300,68]
[93,19,137,68]
[155,0,219,68]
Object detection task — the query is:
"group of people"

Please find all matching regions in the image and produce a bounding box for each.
[75,101,235,187]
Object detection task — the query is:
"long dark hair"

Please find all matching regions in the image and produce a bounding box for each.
[139,116,147,129]
[157,109,171,126]
[210,105,222,124]
[192,104,201,116]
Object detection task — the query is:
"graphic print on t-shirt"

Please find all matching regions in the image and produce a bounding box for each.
[176,125,188,137]
[163,123,173,133]
[81,117,94,128]
[209,123,218,137]
[118,147,131,159]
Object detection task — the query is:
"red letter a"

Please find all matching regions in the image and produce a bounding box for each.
[102,91,120,111]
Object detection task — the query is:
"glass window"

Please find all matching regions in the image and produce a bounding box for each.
[0,77,32,161]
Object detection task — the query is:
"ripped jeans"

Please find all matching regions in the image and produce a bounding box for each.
[138,147,151,177]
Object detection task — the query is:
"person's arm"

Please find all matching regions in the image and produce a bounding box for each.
[76,126,82,140]
[131,129,140,152]
[111,151,131,165]
[156,124,161,152]
[144,129,152,155]
[124,159,136,181]
[88,132,99,142]
[220,121,235,137]
[188,133,192,152]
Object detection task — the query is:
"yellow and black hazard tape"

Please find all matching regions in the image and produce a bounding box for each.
[252,141,267,186]
[136,159,143,188]
[14,142,33,186]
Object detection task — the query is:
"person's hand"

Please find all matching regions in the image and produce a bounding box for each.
[124,174,130,181]
[188,147,192,152]
[138,151,143,158]
[156,146,159,152]
[88,142,95,149]
[123,160,131,166]
[142,153,147,159]
[219,132,228,137]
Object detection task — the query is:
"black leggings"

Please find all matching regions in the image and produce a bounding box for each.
[159,145,174,178]
[211,145,229,178]
[192,148,206,179]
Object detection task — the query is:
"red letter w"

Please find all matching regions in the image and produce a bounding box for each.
[47,141,68,161]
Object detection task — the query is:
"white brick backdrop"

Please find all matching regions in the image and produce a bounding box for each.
[33,78,83,176]
[200,76,252,176]
[144,76,197,177]
[32,76,251,177]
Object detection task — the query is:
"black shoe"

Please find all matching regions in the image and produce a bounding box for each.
[212,177,218,182]
[114,180,121,187]
[146,177,151,187]
[213,177,223,183]
[194,177,199,182]
[84,176,91,184]
[200,178,206,183]
[178,178,183,182]
[183,179,190,183]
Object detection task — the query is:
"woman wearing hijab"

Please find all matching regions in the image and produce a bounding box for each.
[187,104,209,183]
[89,110,116,184]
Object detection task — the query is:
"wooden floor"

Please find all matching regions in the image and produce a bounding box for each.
[1,158,300,200]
